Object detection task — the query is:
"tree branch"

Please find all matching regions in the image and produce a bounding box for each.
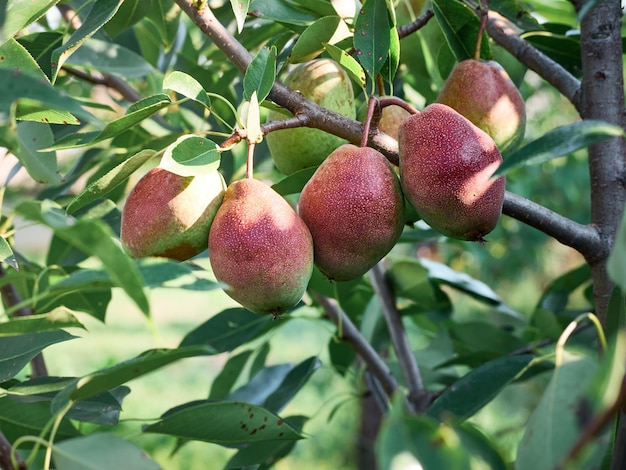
[0,265,49,377]
[0,430,26,470]
[502,191,602,257]
[369,262,432,412]
[486,11,583,112]
[397,9,435,39]
[311,292,399,400]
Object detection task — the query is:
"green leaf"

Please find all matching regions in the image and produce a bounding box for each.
[179,308,275,353]
[50,0,124,82]
[146,0,180,50]
[495,120,626,176]
[230,0,250,33]
[0,38,48,78]
[64,38,155,78]
[0,331,76,382]
[48,94,172,150]
[262,356,320,412]
[243,46,277,103]
[288,16,350,64]
[0,236,17,271]
[247,0,317,26]
[605,288,625,342]
[1,0,59,43]
[516,351,599,470]
[0,309,85,336]
[271,166,317,195]
[432,0,491,62]
[428,355,535,421]
[354,0,390,81]
[159,134,221,177]
[522,31,581,77]
[323,42,367,94]
[378,397,507,470]
[16,98,80,125]
[143,401,304,444]
[163,71,211,109]
[54,433,161,470]
[209,350,254,400]
[104,0,153,38]
[535,263,591,314]
[66,149,156,215]
[0,397,80,444]
[54,346,214,408]
[14,121,60,184]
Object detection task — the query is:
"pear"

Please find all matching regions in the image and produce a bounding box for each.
[208,178,314,315]
[265,58,355,175]
[437,59,526,153]
[378,105,413,140]
[298,144,405,281]
[120,168,226,261]
[398,103,505,241]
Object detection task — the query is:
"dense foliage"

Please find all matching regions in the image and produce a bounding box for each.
[1,0,626,469]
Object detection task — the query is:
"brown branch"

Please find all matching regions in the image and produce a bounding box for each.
[370,263,433,412]
[397,9,435,39]
[485,11,583,112]
[311,292,399,400]
[502,191,602,258]
[0,265,49,377]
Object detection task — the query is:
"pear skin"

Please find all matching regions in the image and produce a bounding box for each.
[298,144,405,281]
[121,168,226,261]
[437,59,526,153]
[398,103,505,241]
[266,59,355,175]
[208,178,314,315]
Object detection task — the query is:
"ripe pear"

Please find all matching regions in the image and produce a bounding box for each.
[437,59,526,153]
[378,105,413,140]
[120,168,226,261]
[398,103,505,241]
[265,58,355,175]
[208,178,314,315]
[298,144,405,281]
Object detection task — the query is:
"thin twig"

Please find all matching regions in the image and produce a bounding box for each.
[369,262,432,412]
[0,265,49,377]
[311,292,399,399]
[397,9,435,39]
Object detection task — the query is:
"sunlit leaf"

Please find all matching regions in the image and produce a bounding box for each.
[323,42,366,94]
[0,237,17,271]
[288,16,350,64]
[495,120,625,176]
[1,0,59,43]
[163,70,211,109]
[0,309,85,336]
[230,0,250,33]
[159,134,220,176]
[243,46,277,103]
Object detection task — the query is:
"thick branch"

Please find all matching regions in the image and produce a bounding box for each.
[502,192,602,257]
[486,12,582,112]
[311,292,399,399]
[0,430,26,470]
[370,263,432,412]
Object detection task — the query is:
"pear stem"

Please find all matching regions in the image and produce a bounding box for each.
[378,97,420,115]
[361,96,380,147]
[245,142,255,179]
[473,0,489,60]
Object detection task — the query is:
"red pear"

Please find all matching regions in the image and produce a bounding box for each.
[120,168,226,261]
[398,103,505,241]
[208,178,314,315]
[298,144,405,281]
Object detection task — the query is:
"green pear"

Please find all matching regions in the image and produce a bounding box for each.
[298,144,405,281]
[120,167,226,261]
[379,105,413,140]
[208,178,314,315]
[398,103,505,241]
[437,59,526,153]
[265,58,355,175]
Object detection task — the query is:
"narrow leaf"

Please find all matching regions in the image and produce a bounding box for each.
[243,46,277,103]
[144,401,304,443]
[66,149,156,214]
[0,331,76,382]
[209,350,254,400]
[51,0,124,82]
[64,38,154,78]
[0,237,17,271]
[0,309,85,336]
[2,0,59,43]
[428,355,535,421]
[288,16,350,64]
[495,120,626,176]
[230,0,250,33]
[245,91,262,144]
[354,0,390,80]
[323,42,367,94]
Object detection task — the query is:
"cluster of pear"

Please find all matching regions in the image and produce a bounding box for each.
[119,57,525,316]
